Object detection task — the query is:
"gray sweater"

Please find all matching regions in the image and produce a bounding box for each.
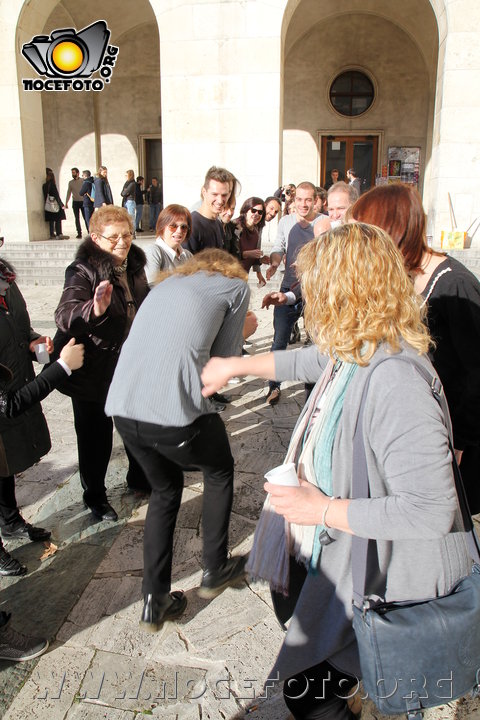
[105,272,250,426]
[271,343,471,680]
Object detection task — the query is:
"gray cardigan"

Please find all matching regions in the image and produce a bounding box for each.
[144,240,193,286]
[105,272,250,427]
[271,343,471,680]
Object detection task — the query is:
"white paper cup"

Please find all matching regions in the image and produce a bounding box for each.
[35,343,49,364]
[264,462,299,487]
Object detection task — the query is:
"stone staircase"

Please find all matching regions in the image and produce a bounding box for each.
[3,240,480,286]
[4,237,155,286]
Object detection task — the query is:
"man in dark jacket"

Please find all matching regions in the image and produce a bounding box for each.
[135,176,145,233]
[54,206,150,522]
[79,170,95,231]
[147,177,162,231]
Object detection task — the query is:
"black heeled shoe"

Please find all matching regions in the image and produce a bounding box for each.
[140,591,187,632]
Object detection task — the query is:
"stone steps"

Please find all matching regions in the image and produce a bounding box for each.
[4,239,154,285]
[4,242,480,285]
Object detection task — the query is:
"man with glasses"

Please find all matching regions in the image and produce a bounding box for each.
[53,206,150,521]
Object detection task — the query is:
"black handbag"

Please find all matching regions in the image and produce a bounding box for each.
[351,357,480,719]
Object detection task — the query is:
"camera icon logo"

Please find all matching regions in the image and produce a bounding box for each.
[22,20,118,87]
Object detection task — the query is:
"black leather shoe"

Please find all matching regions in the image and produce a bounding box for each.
[212,392,232,404]
[198,555,248,599]
[0,547,27,576]
[140,591,187,632]
[2,521,51,542]
[85,502,118,522]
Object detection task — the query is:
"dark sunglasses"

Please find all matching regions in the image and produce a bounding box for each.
[250,208,264,215]
[167,223,188,232]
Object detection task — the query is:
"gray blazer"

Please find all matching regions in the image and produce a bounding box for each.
[271,343,471,680]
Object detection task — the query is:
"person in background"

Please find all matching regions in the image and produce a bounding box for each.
[264,197,282,223]
[351,182,480,513]
[106,250,251,631]
[233,197,269,286]
[346,168,362,195]
[79,170,94,231]
[93,166,113,208]
[43,168,68,239]
[0,338,84,663]
[144,205,193,286]
[314,187,328,215]
[121,170,137,235]
[65,167,87,239]
[201,222,471,720]
[135,176,145,233]
[53,206,150,522]
[324,168,341,190]
[219,200,240,260]
[147,177,162,231]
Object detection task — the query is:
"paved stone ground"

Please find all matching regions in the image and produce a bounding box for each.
[1,271,479,720]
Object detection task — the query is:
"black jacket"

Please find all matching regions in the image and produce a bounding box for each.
[0,261,51,475]
[53,239,149,402]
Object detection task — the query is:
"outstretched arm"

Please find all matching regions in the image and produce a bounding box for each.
[201,352,276,396]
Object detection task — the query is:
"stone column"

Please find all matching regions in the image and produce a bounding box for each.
[1,2,62,243]
[153,0,286,207]
[425,0,480,247]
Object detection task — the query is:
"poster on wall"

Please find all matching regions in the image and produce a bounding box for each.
[386,147,420,187]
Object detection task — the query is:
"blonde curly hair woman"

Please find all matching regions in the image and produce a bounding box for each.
[201,223,470,720]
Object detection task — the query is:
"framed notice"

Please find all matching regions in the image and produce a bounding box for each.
[387,147,420,187]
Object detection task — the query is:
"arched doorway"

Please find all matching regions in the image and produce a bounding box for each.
[280,0,440,196]
[14,0,161,240]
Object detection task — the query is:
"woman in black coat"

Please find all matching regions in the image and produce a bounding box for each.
[93,166,113,208]
[0,243,53,576]
[54,205,150,522]
[43,168,67,239]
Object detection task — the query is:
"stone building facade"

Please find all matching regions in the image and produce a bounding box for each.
[1,0,479,245]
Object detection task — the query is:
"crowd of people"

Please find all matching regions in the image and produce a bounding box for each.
[3,163,480,720]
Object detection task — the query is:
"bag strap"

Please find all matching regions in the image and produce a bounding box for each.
[351,355,480,609]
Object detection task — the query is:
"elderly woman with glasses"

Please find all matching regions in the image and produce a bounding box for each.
[144,204,193,287]
[233,197,269,286]
[53,206,150,521]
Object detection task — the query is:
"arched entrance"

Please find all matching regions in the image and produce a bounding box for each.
[13,0,161,241]
[280,0,441,198]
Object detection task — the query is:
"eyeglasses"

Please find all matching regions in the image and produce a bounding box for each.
[250,208,264,215]
[97,233,133,245]
[167,223,188,233]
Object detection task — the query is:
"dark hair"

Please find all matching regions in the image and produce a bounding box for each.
[82,170,91,177]
[350,183,427,273]
[45,168,56,184]
[347,168,357,177]
[236,197,266,231]
[156,204,192,242]
[71,167,79,173]
[265,196,281,206]
[136,176,144,182]
[203,166,241,205]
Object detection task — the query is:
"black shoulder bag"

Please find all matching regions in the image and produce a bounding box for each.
[351,357,480,719]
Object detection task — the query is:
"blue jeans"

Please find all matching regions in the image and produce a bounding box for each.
[268,296,303,392]
[149,203,161,231]
[125,199,136,228]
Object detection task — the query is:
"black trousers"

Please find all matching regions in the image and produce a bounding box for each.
[0,475,22,529]
[72,200,86,235]
[114,413,234,596]
[284,660,358,720]
[71,397,147,506]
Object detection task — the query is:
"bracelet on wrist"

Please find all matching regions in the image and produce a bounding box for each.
[321,496,335,528]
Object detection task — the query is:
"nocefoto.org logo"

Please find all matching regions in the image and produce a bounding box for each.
[22,20,119,92]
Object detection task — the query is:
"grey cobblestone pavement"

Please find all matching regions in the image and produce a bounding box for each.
[0,271,479,720]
